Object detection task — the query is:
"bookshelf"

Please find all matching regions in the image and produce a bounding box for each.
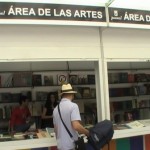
[108,70,150,123]
[0,70,96,130]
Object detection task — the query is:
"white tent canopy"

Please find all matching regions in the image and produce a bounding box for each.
[108,0,150,11]
[2,0,150,10]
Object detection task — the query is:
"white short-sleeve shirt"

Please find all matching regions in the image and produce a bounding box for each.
[53,98,81,150]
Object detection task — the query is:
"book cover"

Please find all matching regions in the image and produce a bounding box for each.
[114,114,122,123]
[36,92,48,101]
[11,93,20,102]
[75,101,84,113]
[134,73,147,82]
[144,84,150,94]
[132,99,137,109]
[119,72,128,83]
[46,127,54,137]
[1,93,11,102]
[32,74,42,86]
[138,85,147,95]
[0,75,1,87]
[2,73,13,87]
[20,72,32,86]
[13,72,32,87]
[125,121,144,128]
[110,73,120,83]
[146,74,150,81]
[82,87,91,98]
[31,102,43,116]
[69,75,78,85]
[90,88,96,98]
[74,87,82,99]
[108,73,113,84]
[112,101,124,111]
[87,75,95,84]
[124,111,133,121]
[128,74,135,83]
[21,91,32,101]
[138,100,148,108]
[78,75,88,84]
[124,100,132,110]
[139,119,150,126]
[4,106,11,119]
[44,75,54,86]
[0,108,3,119]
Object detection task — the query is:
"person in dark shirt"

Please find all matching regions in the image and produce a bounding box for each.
[10,95,33,133]
[41,92,58,128]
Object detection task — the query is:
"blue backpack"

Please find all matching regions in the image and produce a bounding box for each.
[88,119,114,150]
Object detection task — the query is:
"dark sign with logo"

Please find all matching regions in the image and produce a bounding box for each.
[0,2,106,25]
[109,7,150,25]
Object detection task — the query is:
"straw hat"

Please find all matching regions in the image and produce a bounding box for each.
[60,83,77,95]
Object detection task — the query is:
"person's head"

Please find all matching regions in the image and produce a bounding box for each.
[45,92,57,107]
[19,95,29,107]
[60,83,77,101]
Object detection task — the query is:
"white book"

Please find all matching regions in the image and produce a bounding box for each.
[139,119,150,127]
[125,121,144,129]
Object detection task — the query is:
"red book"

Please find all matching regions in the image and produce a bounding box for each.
[128,74,134,83]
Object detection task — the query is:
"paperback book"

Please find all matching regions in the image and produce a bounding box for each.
[125,121,145,129]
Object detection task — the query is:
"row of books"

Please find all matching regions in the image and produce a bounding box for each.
[113,110,140,123]
[0,103,45,120]
[110,100,133,112]
[113,108,150,124]
[111,99,150,123]
[36,87,96,101]
[0,91,32,102]
[0,87,96,103]
[33,74,95,86]
[108,72,150,84]
[110,99,150,112]
[0,105,16,119]
[74,87,96,99]
[0,72,95,87]
[109,85,150,97]
[115,121,146,129]
[109,87,135,97]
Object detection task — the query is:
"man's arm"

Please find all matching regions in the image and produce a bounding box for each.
[72,120,89,137]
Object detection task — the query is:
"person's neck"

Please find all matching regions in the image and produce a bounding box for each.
[63,96,72,101]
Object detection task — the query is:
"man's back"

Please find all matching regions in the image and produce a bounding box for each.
[53,98,81,150]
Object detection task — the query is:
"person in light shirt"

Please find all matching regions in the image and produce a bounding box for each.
[53,84,89,150]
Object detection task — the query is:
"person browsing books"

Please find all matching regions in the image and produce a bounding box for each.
[41,92,58,128]
[10,95,34,133]
[53,83,89,150]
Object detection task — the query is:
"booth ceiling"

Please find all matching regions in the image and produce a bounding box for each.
[107,0,150,10]
[60,0,150,10]
[6,0,150,10]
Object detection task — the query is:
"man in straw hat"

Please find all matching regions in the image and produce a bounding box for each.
[53,83,89,150]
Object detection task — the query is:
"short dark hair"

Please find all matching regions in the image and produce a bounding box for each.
[19,95,28,105]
